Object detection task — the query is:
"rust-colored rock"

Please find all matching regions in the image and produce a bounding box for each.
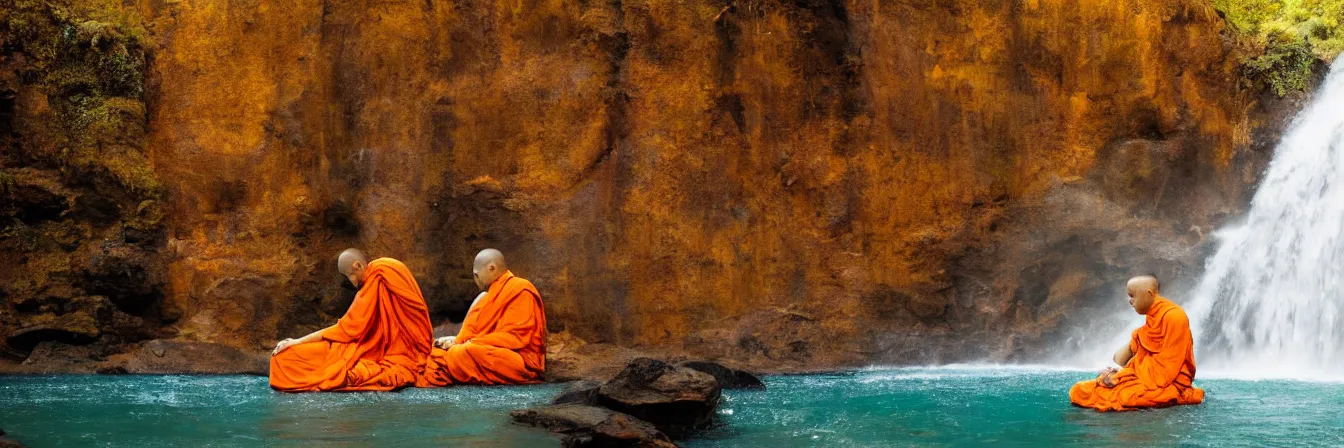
[1,0,1293,372]
[546,331,687,382]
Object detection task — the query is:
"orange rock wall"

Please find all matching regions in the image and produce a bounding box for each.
[96,0,1264,366]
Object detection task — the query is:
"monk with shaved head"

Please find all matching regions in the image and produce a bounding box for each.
[417,249,547,386]
[269,249,433,392]
[1070,275,1205,411]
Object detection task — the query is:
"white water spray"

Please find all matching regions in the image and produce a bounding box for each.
[1180,59,1344,379]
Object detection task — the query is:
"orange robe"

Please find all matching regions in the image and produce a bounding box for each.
[1070,296,1205,411]
[269,258,433,392]
[417,271,546,386]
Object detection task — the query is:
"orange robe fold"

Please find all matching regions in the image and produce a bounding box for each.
[1070,296,1205,411]
[269,258,433,392]
[417,271,546,386]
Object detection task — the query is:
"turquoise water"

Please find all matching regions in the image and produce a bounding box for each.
[2,367,1342,447]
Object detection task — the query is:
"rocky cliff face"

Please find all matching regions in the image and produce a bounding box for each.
[1,1,169,366]
[1,0,1290,371]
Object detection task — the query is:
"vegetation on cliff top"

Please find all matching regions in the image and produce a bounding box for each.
[1215,0,1342,96]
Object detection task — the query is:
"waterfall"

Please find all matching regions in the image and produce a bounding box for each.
[1181,59,1344,379]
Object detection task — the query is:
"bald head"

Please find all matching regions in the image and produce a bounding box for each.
[338,248,369,287]
[1125,275,1161,315]
[1127,275,1159,293]
[472,249,507,290]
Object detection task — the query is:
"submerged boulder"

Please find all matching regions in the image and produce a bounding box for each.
[678,361,765,390]
[596,358,721,433]
[97,339,268,375]
[510,404,675,448]
[0,426,26,448]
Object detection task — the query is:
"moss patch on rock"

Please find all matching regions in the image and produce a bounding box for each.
[1,0,158,200]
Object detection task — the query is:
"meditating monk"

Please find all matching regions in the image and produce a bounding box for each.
[417,249,547,386]
[1070,275,1205,411]
[269,249,433,392]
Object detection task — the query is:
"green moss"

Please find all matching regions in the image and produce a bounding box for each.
[2,0,159,200]
[79,97,144,140]
[1215,0,1342,96]
[66,144,161,197]
[0,171,14,195]
[1215,0,1284,33]
[126,199,164,230]
[1244,30,1320,96]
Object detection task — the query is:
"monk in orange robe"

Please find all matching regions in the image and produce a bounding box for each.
[417,249,546,386]
[1070,275,1205,411]
[269,249,433,392]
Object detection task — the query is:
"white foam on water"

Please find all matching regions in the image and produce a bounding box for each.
[1195,368,1344,383]
[855,363,1091,382]
[860,363,1090,373]
[854,363,1344,384]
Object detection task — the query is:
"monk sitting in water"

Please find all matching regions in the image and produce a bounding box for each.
[269,249,433,392]
[1070,275,1205,411]
[417,249,547,386]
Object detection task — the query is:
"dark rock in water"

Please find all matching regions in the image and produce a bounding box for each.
[552,380,602,405]
[511,404,675,448]
[97,339,268,375]
[678,361,765,390]
[0,433,20,448]
[0,436,26,448]
[597,358,721,434]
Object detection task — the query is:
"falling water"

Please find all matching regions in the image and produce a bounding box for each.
[1180,59,1344,379]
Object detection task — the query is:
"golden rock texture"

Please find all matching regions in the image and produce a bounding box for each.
[3,0,1285,370]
